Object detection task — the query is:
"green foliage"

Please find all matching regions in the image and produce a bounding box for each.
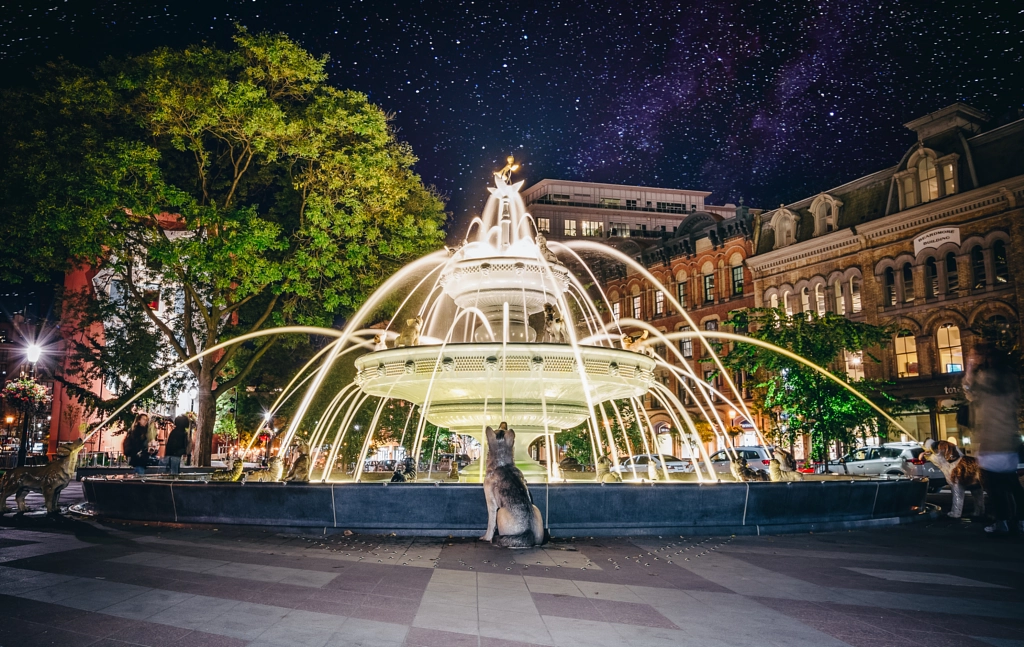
[213,393,238,440]
[721,308,903,462]
[556,400,648,464]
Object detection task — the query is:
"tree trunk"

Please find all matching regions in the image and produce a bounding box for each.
[194,375,216,467]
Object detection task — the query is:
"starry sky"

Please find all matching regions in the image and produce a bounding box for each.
[3,0,1023,230]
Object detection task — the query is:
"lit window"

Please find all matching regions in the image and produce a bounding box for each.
[731,266,744,295]
[994,240,1009,284]
[654,291,665,317]
[611,302,620,321]
[918,155,938,203]
[884,268,896,306]
[894,332,919,378]
[901,176,917,209]
[704,320,718,331]
[801,287,810,313]
[679,326,692,358]
[850,278,862,313]
[564,220,577,237]
[945,252,959,292]
[833,281,845,315]
[703,274,714,303]
[970,246,986,289]
[814,284,826,316]
[536,217,550,233]
[845,350,865,381]
[551,193,570,203]
[677,281,687,307]
[632,295,642,319]
[582,220,603,237]
[610,222,630,237]
[943,162,955,196]
[937,324,964,373]
[902,263,914,303]
[925,257,938,298]
[599,197,620,208]
[783,290,793,316]
[769,293,779,309]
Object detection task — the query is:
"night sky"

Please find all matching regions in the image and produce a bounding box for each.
[3,1,1023,230]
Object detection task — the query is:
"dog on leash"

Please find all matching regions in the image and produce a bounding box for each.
[923,439,984,519]
[481,423,547,548]
[0,438,85,514]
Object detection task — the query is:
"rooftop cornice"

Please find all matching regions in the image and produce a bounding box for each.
[523,178,712,198]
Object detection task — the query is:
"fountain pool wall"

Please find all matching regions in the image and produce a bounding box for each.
[82,479,929,536]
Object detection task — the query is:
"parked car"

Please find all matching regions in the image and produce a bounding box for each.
[827,442,945,491]
[708,446,773,475]
[611,454,694,477]
[897,444,947,492]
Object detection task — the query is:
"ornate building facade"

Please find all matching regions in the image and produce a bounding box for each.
[747,103,1024,450]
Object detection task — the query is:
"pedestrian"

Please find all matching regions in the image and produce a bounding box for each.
[164,414,189,475]
[963,341,1024,534]
[123,413,150,476]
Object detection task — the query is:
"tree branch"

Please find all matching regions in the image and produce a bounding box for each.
[122,266,192,369]
[216,336,279,394]
[211,293,279,376]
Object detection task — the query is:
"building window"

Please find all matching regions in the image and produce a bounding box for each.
[632,295,642,319]
[943,161,956,196]
[902,263,914,303]
[564,220,577,237]
[945,252,959,292]
[901,176,917,209]
[814,284,826,316]
[679,326,692,358]
[994,240,1009,284]
[783,290,793,316]
[611,302,620,321]
[731,266,744,295]
[810,194,840,236]
[677,281,687,308]
[970,246,986,289]
[937,324,964,373]
[626,199,637,210]
[850,278,862,313]
[800,287,811,313]
[918,155,938,203]
[925,257,938,298]
[599,197,620,208]
[833,281,845,315]
[610,222,630,237]
[703,274,714,303]
[657,202,685,213]
[704,320,718,331]
[894,332,919,378]
[845,350,865,381]
[582,220,602,237]
[704,369,718,402]
[536,217,550,233]
[769,293,779,309]
[884,268,897,306]
[551,193,570,204]
[654,291,665,317]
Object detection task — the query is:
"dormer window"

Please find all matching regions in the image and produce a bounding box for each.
[896,148,959,210]
[918,155,938,203]
[809,194,842,236]
[769,208,799,249]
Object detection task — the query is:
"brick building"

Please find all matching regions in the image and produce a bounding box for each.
[746,103,1024,451]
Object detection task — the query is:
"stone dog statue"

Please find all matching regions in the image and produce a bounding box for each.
[395,316,423,347]
[769,447,804,482]
[595,454,622,483]
[730,454,769,482]
[285,441,311,482]
[208,458,244,482]
[1,438,85,514]
[481,423,547,548]
[242,456,284,483]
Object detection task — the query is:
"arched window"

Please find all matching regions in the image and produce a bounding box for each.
[814,284,826,316]
[970,246,986,289]
[800,287,811,314]
[945,252,958,293]
[810,194,841,236]
[894,332,919,378]
[884,267,897,306]
[936,324,964,373]
[901,176,917,209]
[924,257,938,298]
[902,262,914,303]
[771,209,799,249]
[850,277,862,313]
[918,155,938,203]
[769,293,779,309]
[834,281,845,315]
[993,240,1009,284]
[783,290,793,316]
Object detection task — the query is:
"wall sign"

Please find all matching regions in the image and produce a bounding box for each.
[913,227,960,256]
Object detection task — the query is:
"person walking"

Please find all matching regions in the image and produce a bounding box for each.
[123,413,150,476]
[963,342,1024,534]
[165,415,189,475]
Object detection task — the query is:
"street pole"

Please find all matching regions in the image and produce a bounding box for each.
[16,344,42,468]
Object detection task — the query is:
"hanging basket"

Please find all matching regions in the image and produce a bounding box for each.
[2,377,50,411]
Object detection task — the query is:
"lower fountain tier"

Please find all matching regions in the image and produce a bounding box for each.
[354,343,656,432]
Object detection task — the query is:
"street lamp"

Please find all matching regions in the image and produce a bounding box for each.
[26,343,42,365]
[17,343,43,467]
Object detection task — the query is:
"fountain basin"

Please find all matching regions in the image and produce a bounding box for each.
[81,478,931,536]
[354,343,657,432]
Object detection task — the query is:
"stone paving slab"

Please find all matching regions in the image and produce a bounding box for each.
[0,505,1022,647]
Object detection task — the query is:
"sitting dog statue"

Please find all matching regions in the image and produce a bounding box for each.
[730,454,769,482]
[621,330,656,356]
[0,438,85,514]
[481,423,547,547]
[595,454,622,483]
[285,441,311,482]
[769,447,804,482]
[395,316,423,347]
[535,233,560,264]
[242,456,284,483]
[923,439,983,519]
[372,333,389,351]
[542,304,567,343]
[401,456,417,482]
[390,464,407,483]
[209,458,244,482]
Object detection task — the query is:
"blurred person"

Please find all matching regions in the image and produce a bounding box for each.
[164,415,189,475]
[963,342,1024,534]
[123,413,150,476]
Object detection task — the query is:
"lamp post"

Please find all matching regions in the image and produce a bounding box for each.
[16,344,42,467]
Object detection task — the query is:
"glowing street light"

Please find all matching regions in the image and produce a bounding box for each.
[26,343,42,364]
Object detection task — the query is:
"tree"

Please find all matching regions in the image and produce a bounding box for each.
[556,400,648,464]
[0,28,446,464]
[720,308,902,464]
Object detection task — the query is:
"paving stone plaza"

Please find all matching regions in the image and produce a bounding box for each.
[0,485,1021,647]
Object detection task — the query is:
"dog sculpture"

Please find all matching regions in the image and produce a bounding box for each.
[372,334,388,351]
[285,441,311,482]
[390,464,407,482]
[208,458,244,482]
[395,316,423,347]
[595,454,622,483]
[730,454,769,482]
[0,438,85,514]
[923,439,984,518]
[769,447,804,482]
[481,423,547,547]
[536,233,560,264]
[621,330,656,357]
[242,457,284,483]
[542,304,567,343]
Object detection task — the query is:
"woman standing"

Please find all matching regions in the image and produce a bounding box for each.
[123,413,150,476]
[963,342,1024,534]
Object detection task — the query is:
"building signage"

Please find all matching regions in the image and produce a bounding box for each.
[913,227,960,256]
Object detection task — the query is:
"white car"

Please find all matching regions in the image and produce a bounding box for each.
[611,454,694,477]
[708,446,773,475]
[827,442,945,491]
